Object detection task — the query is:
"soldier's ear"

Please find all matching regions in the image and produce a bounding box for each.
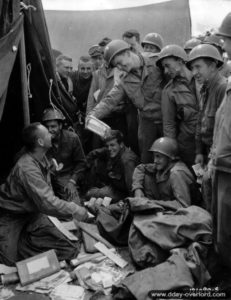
[37,137,44,147]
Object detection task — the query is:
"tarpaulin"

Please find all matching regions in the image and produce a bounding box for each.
[0,16,23,120]
[44,0,191,67]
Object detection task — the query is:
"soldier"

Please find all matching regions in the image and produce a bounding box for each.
[42,108,86,204]
[88,45,104,70]
[203,33,231,78]
[122,29,143,53]
[132,137,195,208]
[187,44,227,166]
[184,38,201,55]
[210,12,231,268]
[141,32,164,53]
[0,123,88,265]
[86,130,139,201]
[88,39,165,163]
[156,45,198,167]
[71,56,94,152]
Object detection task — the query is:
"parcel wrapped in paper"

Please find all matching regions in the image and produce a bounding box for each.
[85,115,111,138]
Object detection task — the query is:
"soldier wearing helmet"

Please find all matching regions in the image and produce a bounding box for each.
[89,39,166,163]
[184,38,201,55]
[209,12,231,268]
[187,44,227,167]
[132,137,196,207]
[156,45,198,167]
[42,107,86,204]
[142,32,164,53]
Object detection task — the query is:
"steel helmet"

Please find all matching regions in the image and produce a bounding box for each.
[203,34,224,51]
[141,33,164,51]
[42,108,65,122]
[187,44,224,69]
[149,137,179,160]
[156,45,188,69]
[104,40,130,67]
[184,38,201,51]
[216,12,231,38]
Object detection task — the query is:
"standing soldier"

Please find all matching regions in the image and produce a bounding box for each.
[187,44,227,166]
[184,38,201,55]
[210,12,231,269]
[156,45,198,167]
[141,33,164,53]
[88,40,165,163]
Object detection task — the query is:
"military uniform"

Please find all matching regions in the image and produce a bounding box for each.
[91,55,164,163]
[46,129,86,201]
[161,74,198,166]
[132,161,195,207]
[86,146,139,200]
[0,153,86,265]
[211,77,231,266]
[195,72,227,158]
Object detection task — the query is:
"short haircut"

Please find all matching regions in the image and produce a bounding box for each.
[56,54,72,66]
[98,37,112,47]
[122,29,140,42]
[79,56,92,63]
[22,122,41,151]
[104,130,124,144]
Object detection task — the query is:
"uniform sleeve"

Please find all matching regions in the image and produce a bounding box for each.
[123,157,138,194]
[132,164,147,192]
[70,135,87,183]
[161,88,177,138]
[20,165,81,218]
[91,83,126,119]
[195,111,203,154]
[86,72,99,115]
[170,170,192,207]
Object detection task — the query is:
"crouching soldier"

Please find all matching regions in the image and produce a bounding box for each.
[0,123,88,266]
[42,108,86,204]
[86,130,139,202]
[132,137,197,208]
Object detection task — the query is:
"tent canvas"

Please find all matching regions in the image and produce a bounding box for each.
[44,0,191,67]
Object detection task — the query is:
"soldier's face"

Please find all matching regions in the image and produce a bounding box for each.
[123,36,139,52]
[106,139,122,158]
[154,152,170,171]
[113,51,133,73]
[191,58,216,84]
[38,125,52,149]
[222,37,231,59]
[57,60,72,78]
[79,61,94,79]
[44,120,62,141]
[143,43,159,53]
[91,55,104,70]
[161,57,182,79]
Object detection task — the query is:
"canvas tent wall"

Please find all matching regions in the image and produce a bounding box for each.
[44,0,191,68]
[0,0,71,181]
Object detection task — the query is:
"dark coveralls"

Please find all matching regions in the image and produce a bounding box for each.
[91,55,164,163]
[0,153,85,265]
[211,77,231,267]
[132,161,195,208]
[71,70,93,152]
[86,146,139,201]
[46,129,86,202]
[161,75,198,166]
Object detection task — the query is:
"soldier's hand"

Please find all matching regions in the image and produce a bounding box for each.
[64,181,79,203]
[73,205,88,222]
[134,189,145,198]
[195,154,204,167]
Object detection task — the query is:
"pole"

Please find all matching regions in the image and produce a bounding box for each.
[19,29,30,126]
